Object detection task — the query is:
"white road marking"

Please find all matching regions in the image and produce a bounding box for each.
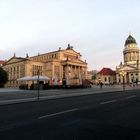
[100,99,117,105]
[125,95,136,99]
[38,108,79,119]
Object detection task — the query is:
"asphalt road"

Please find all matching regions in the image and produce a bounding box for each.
[0,85,139,105]
[0,89,140,140]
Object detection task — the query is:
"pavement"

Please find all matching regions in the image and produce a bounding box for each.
[0,84,140,106]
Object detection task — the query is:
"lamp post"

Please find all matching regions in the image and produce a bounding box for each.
[37,69,40,101]
[120,71,126,91]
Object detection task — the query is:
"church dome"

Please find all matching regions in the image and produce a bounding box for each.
[125,34,137,46]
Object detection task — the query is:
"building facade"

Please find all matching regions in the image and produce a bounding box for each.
[116,34,140,84]
[96,67,116,84]
[3,44,87,87]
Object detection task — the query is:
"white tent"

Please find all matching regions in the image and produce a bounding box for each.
[17,76,32,81]
[30,75,50,81]
[17,75,50,81]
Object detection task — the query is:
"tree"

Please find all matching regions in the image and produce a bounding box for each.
[0,67,8,87]
[91,70,98,80]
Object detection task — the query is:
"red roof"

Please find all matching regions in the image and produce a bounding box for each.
[0,60,5,65]
[98,68,116,75]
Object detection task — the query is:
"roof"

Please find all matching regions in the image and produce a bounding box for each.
[125,34,137,46]
[0,60,6,65]
[98,68,116,75]
[30,44,81,58]
[4,57,29,65]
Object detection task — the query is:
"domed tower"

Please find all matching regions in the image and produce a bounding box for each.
[123,34,139,65]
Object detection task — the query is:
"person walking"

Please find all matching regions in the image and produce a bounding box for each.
[100,82,103,88]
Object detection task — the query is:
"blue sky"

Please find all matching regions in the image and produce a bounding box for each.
[0,0,140,70]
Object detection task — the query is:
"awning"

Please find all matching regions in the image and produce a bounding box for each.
[17,76,32,81]
[30,75,50,81]
[17,75,50,81]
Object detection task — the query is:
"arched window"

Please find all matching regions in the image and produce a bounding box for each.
[109,77,110,82]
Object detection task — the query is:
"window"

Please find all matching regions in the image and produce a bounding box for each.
[55,54,57,58]
[109,77,110,82]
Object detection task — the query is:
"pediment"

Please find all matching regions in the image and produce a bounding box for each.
[6,57,27,64]
[64,49,81,56]
[119,65,136,71]
[61,58,87,66]
[72,59,86,64]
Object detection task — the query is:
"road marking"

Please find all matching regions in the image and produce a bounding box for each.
[125,95,136,99]
[38,108,79,119]
[100,99,117,105]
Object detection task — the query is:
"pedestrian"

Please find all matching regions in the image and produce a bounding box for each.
[100,82,103,88]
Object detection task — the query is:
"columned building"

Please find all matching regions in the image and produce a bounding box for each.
[3,44,87,87]
[116,34,140,84]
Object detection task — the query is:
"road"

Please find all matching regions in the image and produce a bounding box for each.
[0,85,139,105]
[0,89,140,139]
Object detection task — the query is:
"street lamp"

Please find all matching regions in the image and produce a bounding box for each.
[120,71,126,91]
[37,69,40,101]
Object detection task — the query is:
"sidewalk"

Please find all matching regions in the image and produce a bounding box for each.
[0,85,140,106]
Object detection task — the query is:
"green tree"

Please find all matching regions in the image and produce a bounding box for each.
[92,75,96,80]
[0,67,8,87]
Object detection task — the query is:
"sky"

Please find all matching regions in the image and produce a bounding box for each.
[0,0,140,70]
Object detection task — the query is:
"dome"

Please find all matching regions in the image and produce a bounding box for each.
[125,34,137,46]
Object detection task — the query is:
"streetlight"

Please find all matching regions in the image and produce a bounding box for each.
[37,69,40,101]
[120,71,126,91]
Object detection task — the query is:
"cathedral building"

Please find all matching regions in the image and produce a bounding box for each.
[2,44,87,87]
[116,34,140,84]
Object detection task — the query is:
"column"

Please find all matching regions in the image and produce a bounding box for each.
[74,65,76,77]
[66,64,69,85]
[69,65,71,79]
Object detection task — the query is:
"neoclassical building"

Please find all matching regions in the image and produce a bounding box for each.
[3,44,87,87]
[116,34,140,84]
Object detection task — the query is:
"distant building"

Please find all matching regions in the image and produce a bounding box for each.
[96,67,116,84]
[2,44,87,87]
[116,34,140,84]
[0,60,5,67]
